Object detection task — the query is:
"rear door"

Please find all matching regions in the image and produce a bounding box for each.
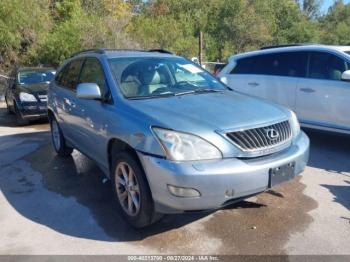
[53,59,84,142]
[222,52,308,111]
[296,51,350,130]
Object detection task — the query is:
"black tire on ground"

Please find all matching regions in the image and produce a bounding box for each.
[111,151,163,228]
[5,98,13,114]
[14,104,29,125]
[50,117,73,156]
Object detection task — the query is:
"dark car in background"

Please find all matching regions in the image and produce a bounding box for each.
[5,67,56,125]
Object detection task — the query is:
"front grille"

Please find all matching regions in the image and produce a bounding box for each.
[38,95,47,102]
[226,120,292,152]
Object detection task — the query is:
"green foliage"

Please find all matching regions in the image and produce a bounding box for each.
[0,0,51,71]
[35,0,134,67]
[1,0,350,72]
[128,0,321,61]
[320,1,350,45]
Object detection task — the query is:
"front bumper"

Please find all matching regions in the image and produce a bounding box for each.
[138,131,309,213]
[18,103,48,120]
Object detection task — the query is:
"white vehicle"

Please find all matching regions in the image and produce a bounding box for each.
[219,44,350,134]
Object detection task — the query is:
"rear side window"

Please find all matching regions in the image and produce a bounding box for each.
[55,65,68,85]
[230,56,256,74]
[231,52,308,77]
[308,52,347,81]
[58,59,83,90]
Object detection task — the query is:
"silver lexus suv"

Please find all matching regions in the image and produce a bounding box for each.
[48,49,309,228]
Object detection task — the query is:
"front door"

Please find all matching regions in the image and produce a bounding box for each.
[296,51,350,130]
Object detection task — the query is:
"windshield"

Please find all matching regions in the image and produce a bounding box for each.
[18,70,56,85]
[108,57,227,99]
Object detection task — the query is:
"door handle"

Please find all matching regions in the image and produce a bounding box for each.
[248,82,259,87]
[300,88,315,93]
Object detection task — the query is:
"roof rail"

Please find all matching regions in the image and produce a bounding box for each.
[70,49,104,57]
[260,43,322,50]
[70,48,174,57]
[148,49,173,54]
[101,48,173,54]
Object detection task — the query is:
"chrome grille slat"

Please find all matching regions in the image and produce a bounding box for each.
[274,123,283,143]
[282,121,288,140]
[237,132,254,149]
[250,129,264,148]
[256,127,268,147]
[227,133,250,149]
[244,130,259,148]
[38,94,48,102]
[226,120,292,153]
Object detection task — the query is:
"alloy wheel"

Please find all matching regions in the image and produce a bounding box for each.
[115,162,141,216]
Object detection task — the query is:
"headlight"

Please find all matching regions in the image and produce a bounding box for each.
[19,92,37,102]
[289,111,300,138]
[152,127,222,161]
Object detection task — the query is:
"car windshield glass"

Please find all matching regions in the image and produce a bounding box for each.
[108,57,227,99]
[18,70,56,85]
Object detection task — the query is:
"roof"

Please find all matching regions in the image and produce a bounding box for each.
[229,44,350,61]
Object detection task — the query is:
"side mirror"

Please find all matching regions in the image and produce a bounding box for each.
[341,70,350,81]
[76,83,101,100]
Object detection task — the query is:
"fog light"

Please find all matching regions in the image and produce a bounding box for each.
[167,185,201,198]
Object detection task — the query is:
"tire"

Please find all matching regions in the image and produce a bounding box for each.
[50,117,73,156]
[5,98,13,114]
[14,104,29,125]
[111,151,162,228]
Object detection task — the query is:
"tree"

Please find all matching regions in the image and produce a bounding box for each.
[266,0,320,44]
[319,1,350,45]
[35,0,136,66]
[0,0,51,72]
[296,0,322,19]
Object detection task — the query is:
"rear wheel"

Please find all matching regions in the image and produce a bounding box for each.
[50,117,73,156]
[111,151,162,228]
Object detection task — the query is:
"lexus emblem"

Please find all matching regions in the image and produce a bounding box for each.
[265,128,279,140]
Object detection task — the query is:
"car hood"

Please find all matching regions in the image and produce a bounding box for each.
[127,90,290,132]
[19,83,49,93]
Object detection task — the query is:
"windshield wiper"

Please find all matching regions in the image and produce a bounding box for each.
[128,92,175,100]
[175,88,221,97]
[194,88,221,94]
[128,89,222,99]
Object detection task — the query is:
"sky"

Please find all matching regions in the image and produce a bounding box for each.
[321,0,350,13]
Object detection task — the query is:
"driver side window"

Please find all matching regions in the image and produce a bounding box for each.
[308,52,346,81]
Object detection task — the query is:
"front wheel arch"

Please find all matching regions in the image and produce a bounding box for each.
[107,138,141,173]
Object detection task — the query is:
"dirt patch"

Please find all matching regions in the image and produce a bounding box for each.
[198,176,318,254]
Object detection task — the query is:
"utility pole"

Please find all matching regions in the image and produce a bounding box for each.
[199,31,203,66]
